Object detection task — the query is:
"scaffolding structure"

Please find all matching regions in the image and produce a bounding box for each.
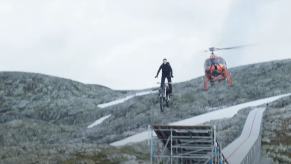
[150,125,229,164]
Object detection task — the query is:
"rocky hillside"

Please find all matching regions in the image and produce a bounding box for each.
[0,59,291,163]
[0,143,150,164]
[261,95,291,164]
[0,72,136,126]
[197,95,291,164]
[84,59,291,144]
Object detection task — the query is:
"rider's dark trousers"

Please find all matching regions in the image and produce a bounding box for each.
[161,74,172,94]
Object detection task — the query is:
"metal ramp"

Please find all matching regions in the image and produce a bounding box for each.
[222,108,266,164]
[150,125,229,164]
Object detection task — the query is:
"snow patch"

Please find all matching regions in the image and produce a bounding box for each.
[169,93,291,126]
[110,93,291,146]
[88,114,111,128]
[135,91,158,96]
[97,91,158,108]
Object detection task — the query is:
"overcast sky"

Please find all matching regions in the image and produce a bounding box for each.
[1,0,291,90]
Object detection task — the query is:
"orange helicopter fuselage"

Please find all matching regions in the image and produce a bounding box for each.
[204,55,228,82]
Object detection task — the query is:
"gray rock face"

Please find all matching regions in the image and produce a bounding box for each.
[120,160,139,164]
[18,100,29,109]
[1,59,291,163]
[258,151,273,164]
[261,95,291,163]
[0,143,148,164]
[277,154,291,163]
[0,71,136,126]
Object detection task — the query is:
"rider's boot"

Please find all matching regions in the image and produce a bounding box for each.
[166,91,170,101]
[167,89,172,99]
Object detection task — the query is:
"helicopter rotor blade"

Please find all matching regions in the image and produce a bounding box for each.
[215,44,255,50]
[205,43,258,52]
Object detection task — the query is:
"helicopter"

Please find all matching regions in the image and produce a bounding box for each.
[203,44,253,90]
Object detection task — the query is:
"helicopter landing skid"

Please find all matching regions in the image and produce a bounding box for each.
[204,75,233,90]
[227,72,233,86]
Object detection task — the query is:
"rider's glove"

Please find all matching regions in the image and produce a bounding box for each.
[155,76,158,78]
[171,75,174,78]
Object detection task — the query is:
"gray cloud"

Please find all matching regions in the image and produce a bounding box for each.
[0,0,290,90]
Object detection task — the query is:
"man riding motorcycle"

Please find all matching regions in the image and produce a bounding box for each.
[155,58,173,97]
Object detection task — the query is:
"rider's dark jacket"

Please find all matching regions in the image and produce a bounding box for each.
[156,62,173,77]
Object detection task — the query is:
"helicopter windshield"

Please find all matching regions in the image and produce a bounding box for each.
[204,58,225,69]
